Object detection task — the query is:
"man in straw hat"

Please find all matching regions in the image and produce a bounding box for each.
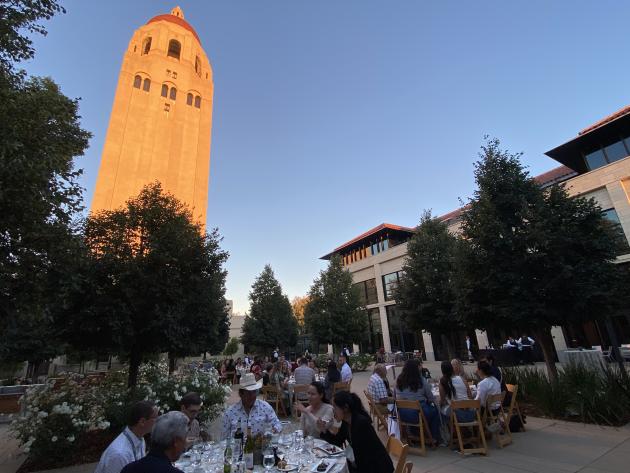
[221,372,283,439]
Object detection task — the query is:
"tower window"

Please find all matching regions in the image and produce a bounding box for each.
[170,87,177,100]
[143,78,151,92]
[161,84,168,97]
[167,39,181,60]
[142,37,152,55]
[194,95,201,108]
[133,75,142,88]
[195,56,201,76]
[187,93,193,106]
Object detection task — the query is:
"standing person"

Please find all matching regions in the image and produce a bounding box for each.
[339,354,353,384]
[395,359,441,446]
[465,335,474,363]
[273,347,279,361]
[324,360,341,401]
[319,391,394,473]
[294,382,336,438]
[518,334,535,365]
[180,392,207,442]
[95,401,158,473]
[120,411,188,473]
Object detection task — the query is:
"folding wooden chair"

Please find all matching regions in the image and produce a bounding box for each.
[364,390,388,431]
[395,399,433,456]
[505,384,525,432]
[386,434,409,473]
[449,399,487,455]
[403,462,413,473]
[292,384,310,418]
[262,385,288,417]
[484,392,512,448]
[332,381,350,396]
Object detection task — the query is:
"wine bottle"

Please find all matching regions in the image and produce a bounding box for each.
[244,426,254,470]
[233,419,243,461]
[223,437,232,473]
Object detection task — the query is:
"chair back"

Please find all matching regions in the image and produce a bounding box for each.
[394,399,432,456]
[332,381,350,395]
[485,391,512,448]
[449,398,487,455]
[505,383,526,432]
[292,384,310,418]
[403,462,413,473]
[386,434,409,473]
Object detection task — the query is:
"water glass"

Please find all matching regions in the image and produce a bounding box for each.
[263,448,275,470]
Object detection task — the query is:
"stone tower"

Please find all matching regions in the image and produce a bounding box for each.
[91,6,213,226]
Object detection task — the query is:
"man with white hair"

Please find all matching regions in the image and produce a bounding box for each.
[121,411,188,473]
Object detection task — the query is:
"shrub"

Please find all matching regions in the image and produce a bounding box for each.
[349,353,372,372]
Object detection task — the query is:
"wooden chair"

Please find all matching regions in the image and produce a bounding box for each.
[364,390,388,431]
[484,392,512,448]
[403,462,413,473]
[449,399,487,456]
[292,384,310,418]
[386,434,409,473]
[262,385,288,417]
[395,399,433,456]
[332,381,350,396]
[505,384,525,432]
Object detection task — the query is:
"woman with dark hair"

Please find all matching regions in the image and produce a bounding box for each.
[396,359,441,445]
[439,360,473,423]
[319,391,393,473]
[294,382,335,437]
[323,360,341,401]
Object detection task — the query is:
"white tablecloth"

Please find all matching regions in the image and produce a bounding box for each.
[562,350,605,371]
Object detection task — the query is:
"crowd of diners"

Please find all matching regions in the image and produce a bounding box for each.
[94,352,516,473]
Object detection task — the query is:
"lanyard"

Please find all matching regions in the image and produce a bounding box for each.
[123,430,140,461]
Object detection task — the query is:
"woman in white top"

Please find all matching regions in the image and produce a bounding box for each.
[439,361,474,422]
[294,381,335,438]
[475,361,501,413]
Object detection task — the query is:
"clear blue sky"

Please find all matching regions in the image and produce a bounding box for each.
[23,1,630,314]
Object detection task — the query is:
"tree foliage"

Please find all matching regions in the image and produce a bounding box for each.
[291,295,310,332]
[304,255,366,349]
[59,183,229,387]
[241,265,298,353]
[223,337,240,357]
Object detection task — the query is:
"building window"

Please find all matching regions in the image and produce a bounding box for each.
[142,78,151,92]
[164,103,170,112]
[194,95,201,108]
[187,93,193,106]
[386,305,421,353]
[604,141,628,163]
[169,87,177,100]
[161,84,168,97]
[382,271,403,301]
[584,138,630,171]
[167,39,181,60]
[142,37,152,55]
[133,75,142,88]
[602,208,629,251]
[195,56,201,76]
[353,279,378,306]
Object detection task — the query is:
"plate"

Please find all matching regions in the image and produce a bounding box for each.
[314,444,344,456]
[277,463,299,472]
[310,460,335,473]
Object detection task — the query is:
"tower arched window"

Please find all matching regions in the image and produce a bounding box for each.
[194,95,201,108]
[195,56,201,76]
[161,84,168,97]
[133,75,142,88]
[187,93,193,106]
[169,87,177,100]
[142,37,152,55]
[143,78,151,92]
[167,39,181,60]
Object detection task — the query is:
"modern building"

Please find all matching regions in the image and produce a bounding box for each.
[91,7,214,226]
[323,105,630,360]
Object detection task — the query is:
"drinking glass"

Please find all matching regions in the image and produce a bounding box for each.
[262,448,275,470]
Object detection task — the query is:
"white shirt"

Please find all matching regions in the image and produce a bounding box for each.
[340,362,352,383]
[94,427,145,473]
[475,376,501,410]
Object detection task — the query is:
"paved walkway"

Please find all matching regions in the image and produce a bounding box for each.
[1,362,629,473]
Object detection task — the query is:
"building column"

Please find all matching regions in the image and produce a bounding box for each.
[550,326,567,352]
[422,331,435,361]
[379,305,392,352]
[475,329,489,349]
[327,344,333,355]
[352,343,359,353]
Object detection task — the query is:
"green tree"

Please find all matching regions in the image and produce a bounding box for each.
[59,183,229,388]
[304,255,366,350]
[291,295,310,333]
[457,138,624,380]
[0,1,90,377]
[396,210,466,359]
[241,265,298,354]
[223,337,240,357]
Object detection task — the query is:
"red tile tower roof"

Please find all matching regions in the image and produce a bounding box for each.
[147,10,200,43]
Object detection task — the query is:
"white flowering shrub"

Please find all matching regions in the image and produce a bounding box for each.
[11,361,230,464]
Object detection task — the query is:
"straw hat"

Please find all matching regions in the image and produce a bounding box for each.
[237,372,263,391]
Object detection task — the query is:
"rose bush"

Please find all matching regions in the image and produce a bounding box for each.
[11,361,230,465]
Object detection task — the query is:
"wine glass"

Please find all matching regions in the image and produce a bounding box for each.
[263,448,275,470]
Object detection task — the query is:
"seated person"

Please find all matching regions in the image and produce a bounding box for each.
[294,382,337,437]
[367,364,393,415]
[95,401,157,473]
[438,361,473,423]
[180,392,207,442]
[475,360,501,414]
[222,373,283,438]
[261,363,272,386]
[293,358,316,400]
[121,411,188,473]
[323,360,341,402]
[395,359,441,445]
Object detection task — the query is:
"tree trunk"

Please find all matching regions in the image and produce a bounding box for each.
[604,315,627,378]
[534,327,558,382]
[128,350,141,389]
[441,333,454,360]
[169,354,177,373]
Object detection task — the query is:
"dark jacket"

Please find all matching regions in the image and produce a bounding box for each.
[320,413,394,473]
[120,451,184,473]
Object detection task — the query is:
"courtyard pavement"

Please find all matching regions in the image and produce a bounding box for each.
[1,361,629,473]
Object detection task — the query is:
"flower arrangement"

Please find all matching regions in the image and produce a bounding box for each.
[11,361,231,465]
